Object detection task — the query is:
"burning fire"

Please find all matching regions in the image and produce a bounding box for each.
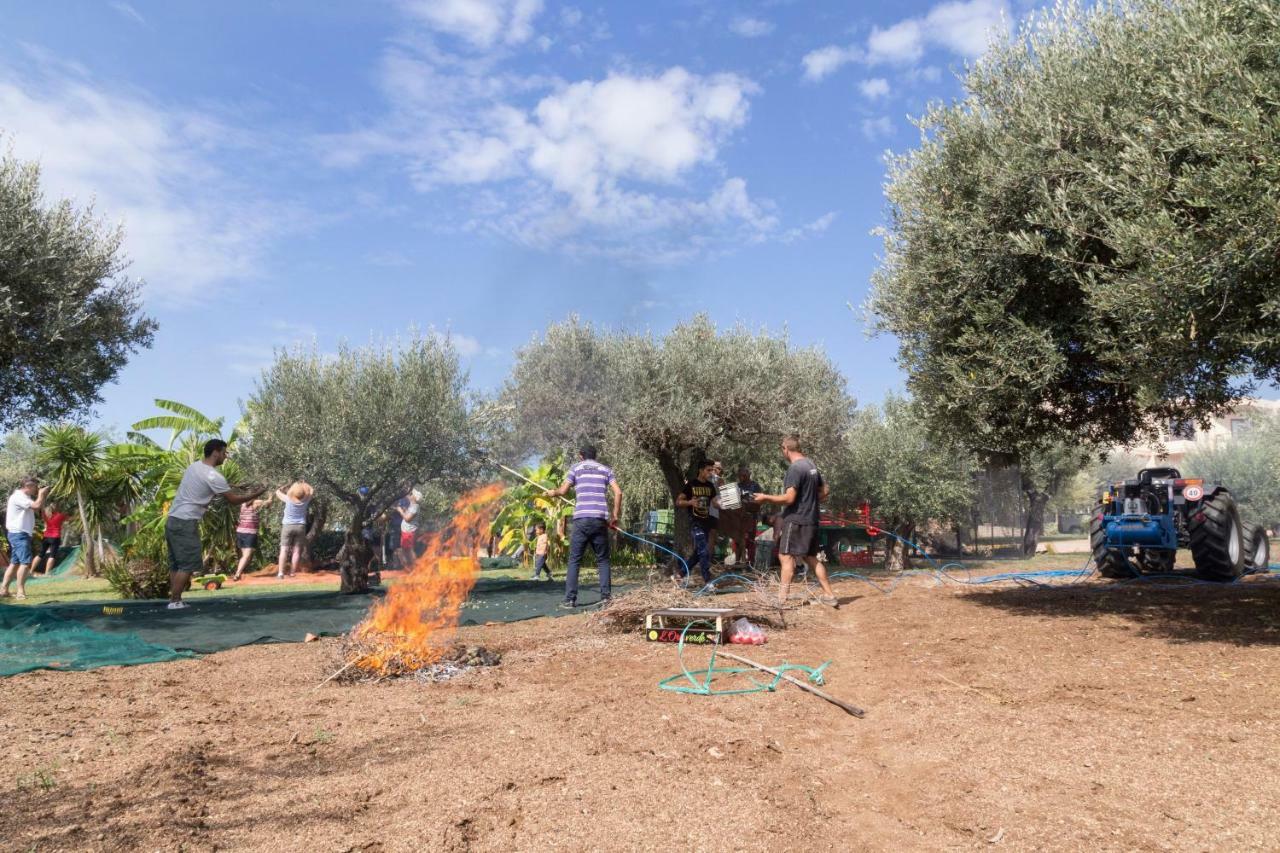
[350,483,506,675]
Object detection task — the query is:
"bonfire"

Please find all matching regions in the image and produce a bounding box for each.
[340,483,505,679]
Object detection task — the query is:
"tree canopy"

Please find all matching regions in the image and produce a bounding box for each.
[241,335,475,591]
[869,0,1280,457]
[0,149,156,429]
[829,395,976,565]
[500,315,855,549]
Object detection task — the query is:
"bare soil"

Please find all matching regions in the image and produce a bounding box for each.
[4,576,1280,852]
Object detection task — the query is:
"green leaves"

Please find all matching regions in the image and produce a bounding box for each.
[0,145,156,429]
[871,0,1280,456]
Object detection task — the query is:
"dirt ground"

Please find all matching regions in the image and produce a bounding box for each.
[4,575,1280,852]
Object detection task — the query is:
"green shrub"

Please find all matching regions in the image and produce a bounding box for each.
[101,554,169,600]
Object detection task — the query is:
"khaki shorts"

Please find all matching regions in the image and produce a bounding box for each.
[165,517,203,574]
[281,524,307,549]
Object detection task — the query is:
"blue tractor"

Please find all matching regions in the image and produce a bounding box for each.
[1089,467,1271,580]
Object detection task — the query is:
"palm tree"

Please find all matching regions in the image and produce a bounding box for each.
[36,424,108,576]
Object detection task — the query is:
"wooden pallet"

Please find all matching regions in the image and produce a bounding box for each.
[644,607,736,644]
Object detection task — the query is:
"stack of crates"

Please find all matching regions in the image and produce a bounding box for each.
[644,509,674,536]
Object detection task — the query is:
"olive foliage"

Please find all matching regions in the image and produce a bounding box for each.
[870,0,1280,457]
[0,149,155,428]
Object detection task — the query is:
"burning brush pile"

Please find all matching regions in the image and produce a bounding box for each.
[335,484,505,682]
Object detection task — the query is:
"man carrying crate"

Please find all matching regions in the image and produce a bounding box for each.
[752,435,839,608]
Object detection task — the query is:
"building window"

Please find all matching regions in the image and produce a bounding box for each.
[1168,419,1196,440]
[1231,418,1252,438]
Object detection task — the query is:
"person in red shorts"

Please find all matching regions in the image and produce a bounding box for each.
[31,502,68,576]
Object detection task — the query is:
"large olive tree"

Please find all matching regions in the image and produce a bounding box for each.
[242,335,475,593]
[870,0,1280,458]
[0,149,155,428]
[499,315,855,553]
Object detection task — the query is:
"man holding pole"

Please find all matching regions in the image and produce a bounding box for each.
[752,434,839,608]
[544,445,622,609]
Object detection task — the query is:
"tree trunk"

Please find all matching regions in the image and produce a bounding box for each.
[75,489,96,577]
[656,450,689,573]
[339,503,372,594]
[884,520,916,571]
[1021,492,1049,556]
[303,499,328,571]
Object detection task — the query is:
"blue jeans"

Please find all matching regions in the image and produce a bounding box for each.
[532,554,551,579]
[564,517,611,604]
[684,526,712,583]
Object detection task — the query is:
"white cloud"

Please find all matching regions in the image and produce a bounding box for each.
[109,2,146,25]
[858,78,891,99]
[223,322,318,376]
[802,0,1007,80]
[399,0,545,49]
[0,57,303,304]
[782,211,837,243]
[867,0,1007,64]
[730,17,774,38]
[861,116,894,140]
[802,45,861,81]
[430,330,501,358]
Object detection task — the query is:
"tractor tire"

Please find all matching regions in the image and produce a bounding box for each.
[1243,522,1271,574]
[1188,490,1245,581]
[1137,549,1175,575]
[1090,507,1131,578]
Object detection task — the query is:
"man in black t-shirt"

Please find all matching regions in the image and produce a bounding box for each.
[753,434,839,607]
[675,460,718,585]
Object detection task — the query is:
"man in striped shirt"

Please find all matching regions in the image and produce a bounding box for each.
[545,445,623,608]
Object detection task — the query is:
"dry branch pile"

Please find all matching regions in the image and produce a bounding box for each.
[586,574,793,633]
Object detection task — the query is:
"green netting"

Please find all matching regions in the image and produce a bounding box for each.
[26,545,81,583]
[1,577,621,676]
[0,604,191,676]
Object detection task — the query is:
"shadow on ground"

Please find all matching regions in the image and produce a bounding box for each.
[963,578,1280,646]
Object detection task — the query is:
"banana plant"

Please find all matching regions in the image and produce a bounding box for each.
[490,458,574,566]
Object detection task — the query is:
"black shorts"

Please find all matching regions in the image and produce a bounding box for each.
[235,532,259,550]
[39,537,61,559]
[779,521,819,557]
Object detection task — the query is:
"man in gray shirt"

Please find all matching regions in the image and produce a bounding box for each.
[165,439,265,609]
[752,434,839,607]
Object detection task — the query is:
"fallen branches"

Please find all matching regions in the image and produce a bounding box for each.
[717,650,865,717]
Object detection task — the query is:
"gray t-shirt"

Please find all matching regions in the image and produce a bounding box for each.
[781,457,823,525]
[169,461,231,521]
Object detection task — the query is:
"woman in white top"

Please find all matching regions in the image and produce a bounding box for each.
[275,481,314,579]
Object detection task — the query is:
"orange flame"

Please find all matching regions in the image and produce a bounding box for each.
[352,483,505,674]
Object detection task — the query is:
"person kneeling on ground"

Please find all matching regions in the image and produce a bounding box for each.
[165,440,266,609]
[530,522,553,580]
[675,460,718,586]
[752,434,839,608]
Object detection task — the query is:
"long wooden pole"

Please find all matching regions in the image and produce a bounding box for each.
[717,650,865,718]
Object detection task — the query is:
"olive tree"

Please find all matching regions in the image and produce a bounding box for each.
[500,315,855,552]
[0,148,155,428]
[831,395,977,568]
[1185,415,1280,532]
[242,334,475,593]
[869,0,1280,458]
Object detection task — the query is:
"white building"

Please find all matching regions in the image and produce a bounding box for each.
[1126,399,1280,469]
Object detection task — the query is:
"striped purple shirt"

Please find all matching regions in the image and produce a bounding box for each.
[568,460,615,520]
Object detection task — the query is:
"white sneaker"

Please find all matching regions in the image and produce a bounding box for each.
[166,601,190,610]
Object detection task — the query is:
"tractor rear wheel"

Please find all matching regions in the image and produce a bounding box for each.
[1188,491,1245,581]
[1243,522,1271,574]
[1090,507,1130,578]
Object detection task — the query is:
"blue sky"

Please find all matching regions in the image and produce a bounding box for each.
[2,0,1030,432]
